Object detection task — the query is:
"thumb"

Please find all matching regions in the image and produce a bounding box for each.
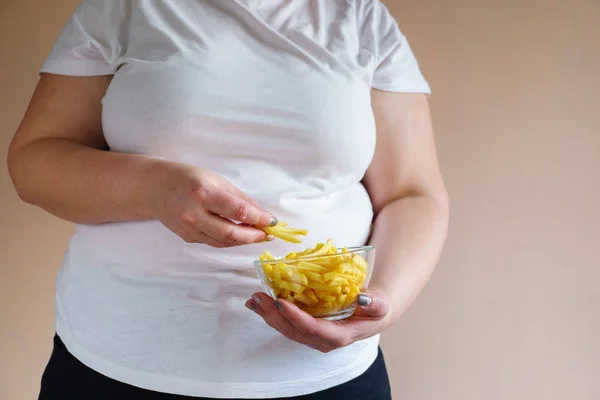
[352,290,390,319]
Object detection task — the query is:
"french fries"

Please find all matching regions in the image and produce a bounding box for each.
[258,239,368,317]
[258,221,308,243]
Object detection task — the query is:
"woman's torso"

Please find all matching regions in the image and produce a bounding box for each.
[51,1,399,397]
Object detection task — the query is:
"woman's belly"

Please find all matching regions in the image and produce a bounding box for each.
[56,182,374,382]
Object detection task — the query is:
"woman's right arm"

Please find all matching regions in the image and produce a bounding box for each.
[7,74,275,247]
[8,74,169,223]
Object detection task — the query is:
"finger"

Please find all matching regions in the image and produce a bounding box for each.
[247,298,295,337]
[276,300,350,347]
[238,223,276,241]
[352,291,390,319]
[171,222,231,247]
[222,185,261,208]
[275,299,328,338]
[197,213,269,245]
[202,189,276,227]
[194,232,235,248]
[246,294,307,344]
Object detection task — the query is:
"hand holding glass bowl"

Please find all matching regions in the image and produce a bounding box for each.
[254,228,375,321]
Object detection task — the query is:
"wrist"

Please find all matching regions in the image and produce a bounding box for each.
[140,158,184,220]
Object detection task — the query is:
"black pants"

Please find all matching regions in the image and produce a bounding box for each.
[39,335,392,400]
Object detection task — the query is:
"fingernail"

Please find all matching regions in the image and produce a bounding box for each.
[358,294,372,307]
[251,294,263,306]
[268,217,279,227]
[245,301,257,311]
[274,300,284,312]
[264,235,275,242]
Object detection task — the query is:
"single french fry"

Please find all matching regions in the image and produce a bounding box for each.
[340,274,359,284]
[309,241,332,257]
[336,263,352,273]
[289,271,309,286]
[307,282,341,294]
[322,301,334,309]
[297,261,328,273]
[305,289,319,303]
[329,277,348,287]
[294,293,317,305]
[315,291,329,300]
[263,266,274,281]
[304,271,323,282]
[279,281,305,293]
[273,266,282,284]
[322,271,338,281]
[260,251,276,261]
[289,228,309,235]
[322,294,337,302]
[352,254,368,273]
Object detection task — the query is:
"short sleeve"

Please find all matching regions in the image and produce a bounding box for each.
[359,0,431,93]
[41,0,121,76]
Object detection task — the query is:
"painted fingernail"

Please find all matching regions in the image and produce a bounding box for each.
[358,294,372,307]
[251,294,263,305]
[274,300,284,312]
[264,235,275,242]
[245,301,257,312]
[268,217,279,227]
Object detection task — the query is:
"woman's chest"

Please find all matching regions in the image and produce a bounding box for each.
[102,0,377,185]
[103,55,375,181]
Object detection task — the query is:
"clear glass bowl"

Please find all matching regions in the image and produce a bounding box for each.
[254,246,375,321]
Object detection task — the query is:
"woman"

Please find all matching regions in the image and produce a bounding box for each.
[8,0,449,399]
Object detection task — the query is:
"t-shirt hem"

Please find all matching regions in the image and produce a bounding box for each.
[41,60,116,76]
[55,324,380,399]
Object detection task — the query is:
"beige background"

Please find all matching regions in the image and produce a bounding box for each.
[1,0,599,399]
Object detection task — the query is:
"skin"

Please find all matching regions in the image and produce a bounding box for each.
[8,75,449,353]
[8,74,277,248]
[247,91,449,352]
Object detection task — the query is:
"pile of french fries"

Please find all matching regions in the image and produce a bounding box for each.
[258,238,368,317]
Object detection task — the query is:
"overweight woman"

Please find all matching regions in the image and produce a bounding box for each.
[8,1,449,399]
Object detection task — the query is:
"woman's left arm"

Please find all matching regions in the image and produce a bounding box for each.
[363,90,449,327]
[248,91,449,352]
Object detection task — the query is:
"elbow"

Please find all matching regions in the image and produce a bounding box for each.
[13,184,36,206]
[428,186,450,225]
[7,144,36,205]
[435,187,451,215]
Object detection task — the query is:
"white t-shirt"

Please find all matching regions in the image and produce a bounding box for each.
[42,0,430,398]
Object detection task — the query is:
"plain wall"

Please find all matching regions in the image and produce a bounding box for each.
[1,1,599,399]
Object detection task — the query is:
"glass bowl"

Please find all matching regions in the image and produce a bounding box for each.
[254,246,375,321]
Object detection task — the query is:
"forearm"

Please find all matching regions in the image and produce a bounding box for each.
[8,138,171,224]
[368,194,449,326]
